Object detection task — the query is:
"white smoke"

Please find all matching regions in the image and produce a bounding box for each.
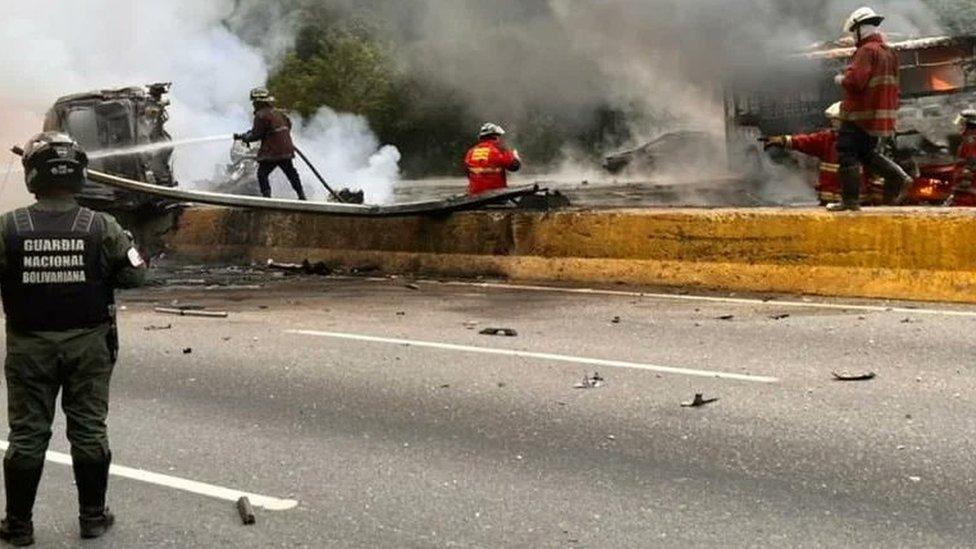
[0,0,399,207]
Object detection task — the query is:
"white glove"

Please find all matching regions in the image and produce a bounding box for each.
[834,73,845,86]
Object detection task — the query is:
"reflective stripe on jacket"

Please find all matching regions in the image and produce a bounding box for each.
[464,138,520,195]
[841,35,900,137]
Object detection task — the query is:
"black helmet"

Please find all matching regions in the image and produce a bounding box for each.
[21,132,88,194]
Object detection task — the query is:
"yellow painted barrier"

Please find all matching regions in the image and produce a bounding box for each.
[166,206,976,303]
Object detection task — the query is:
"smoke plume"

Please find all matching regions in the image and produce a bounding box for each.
[0,0,400,207]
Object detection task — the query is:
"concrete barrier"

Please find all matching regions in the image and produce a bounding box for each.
[166,206,976,303]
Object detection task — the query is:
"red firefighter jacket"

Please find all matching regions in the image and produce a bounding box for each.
[789,130,840,196]
[955,128,976,185]
[465,138,521,195]
[241,106,296,162]
[841,34,900,137]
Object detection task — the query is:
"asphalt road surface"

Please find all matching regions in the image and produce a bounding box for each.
[4,274,976,547]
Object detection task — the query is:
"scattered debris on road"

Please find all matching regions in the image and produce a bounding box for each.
[770,313,790,320]
[266,258,331,276]
[405,283,421,291]
[155,307,229,319]
[611,316,621,324]
[681,393,719,408]
[480,327,518,337]
[716,315,735,321]
[237,496,256,525]
[832,371,877,381]
[182,348,193,354]
[143,324,173,331]
[574,372,605,389]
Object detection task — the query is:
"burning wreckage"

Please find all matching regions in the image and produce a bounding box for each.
[33,83,564,222]
[726,34,976,206]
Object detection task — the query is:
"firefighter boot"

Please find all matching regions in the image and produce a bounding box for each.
[827,166,862,212]
[1,459,43,547]
[72,456,114,539]
[868,152,913,205]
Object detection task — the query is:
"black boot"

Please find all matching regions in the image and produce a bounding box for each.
[72,455,114,539]
[1,459,43,547]
[827,166,862,212]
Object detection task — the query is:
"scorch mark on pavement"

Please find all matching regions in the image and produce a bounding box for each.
[287,330,780,384]
[0,440,298,511]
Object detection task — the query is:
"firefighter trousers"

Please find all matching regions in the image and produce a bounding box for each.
[257,159,307,200]
[4,326,115,469]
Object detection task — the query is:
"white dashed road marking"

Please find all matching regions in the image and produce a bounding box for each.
[288,330,780,384]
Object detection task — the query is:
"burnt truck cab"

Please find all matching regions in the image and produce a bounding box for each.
[725,35,976,204]
[42,83,176,211]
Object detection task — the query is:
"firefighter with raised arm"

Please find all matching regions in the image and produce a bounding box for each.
[829,6,912,212]
[465,123,522,196]
[944,110,976,206]
[0,133,146,546]
[233,87,307,201]
[765,102,851,205]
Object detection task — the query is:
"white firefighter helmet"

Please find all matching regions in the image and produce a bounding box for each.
[249,87,275,103]
[825,102,843,120]
[954,109,976,127]
[844,7,885,33]
[478,123,506,139]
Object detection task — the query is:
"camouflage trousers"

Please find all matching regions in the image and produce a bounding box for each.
[4,325,115,469]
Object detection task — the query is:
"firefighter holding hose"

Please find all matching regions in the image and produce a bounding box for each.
[234,88,308,201]
[765,103,849,205]
[829,6,913,212]
[0,133,146,545]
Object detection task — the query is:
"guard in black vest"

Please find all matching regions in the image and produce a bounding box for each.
[0,133,146,546]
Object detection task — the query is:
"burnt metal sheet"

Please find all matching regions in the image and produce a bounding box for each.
[84,167,540,218]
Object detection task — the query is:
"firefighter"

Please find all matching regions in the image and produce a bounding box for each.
[829,6,912,212]
[765,102,847,204]
[0,133,146,545]
[465,123,522,196]
[944,109,976,206]
[234,88,307,201]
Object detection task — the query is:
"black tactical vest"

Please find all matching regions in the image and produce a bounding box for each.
[1,206,112,331]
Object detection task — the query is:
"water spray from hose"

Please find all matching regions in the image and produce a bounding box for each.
[87,135,233,161]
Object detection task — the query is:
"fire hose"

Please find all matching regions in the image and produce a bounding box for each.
[294,146,344,203]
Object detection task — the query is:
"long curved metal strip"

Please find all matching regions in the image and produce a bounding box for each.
[85,168,539,217]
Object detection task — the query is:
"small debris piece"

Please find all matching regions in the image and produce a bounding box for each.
[237,496,256,525]
[908,476,922,483]
[574,372,605,389]
[405,283,421,291]
[155,307,229,319]
[770,313,790,320]
[832,371,877,382]
[463,321,479,330]
[165,279,207,286]
[716,315,735,321]
[606,435,616,441]
[681,393,719,408]
[396,311,406,316]
[611,316,621,324]
[497,382,507,388]
[265,258,331,276]
[479,327,518,337]
[182,348,192,354]
[143,324,173,331]
[439,384,451,389]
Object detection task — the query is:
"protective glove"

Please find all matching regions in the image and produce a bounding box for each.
[834,73,845,86]
[763,136,788,150]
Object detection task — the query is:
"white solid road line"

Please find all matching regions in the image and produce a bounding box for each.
[349,277,976,319]
[288,330,780,384]
[431,281,976,318]
[0,441,298,511]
